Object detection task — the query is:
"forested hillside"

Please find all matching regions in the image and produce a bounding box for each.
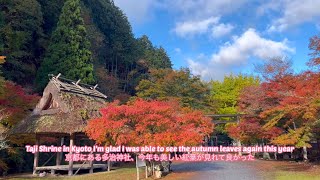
[0,0,174,173]
[1,0,320,175]
[0,0,172,98]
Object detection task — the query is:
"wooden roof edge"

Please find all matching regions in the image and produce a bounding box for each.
[59,89,108,100]
[48,74,108,100]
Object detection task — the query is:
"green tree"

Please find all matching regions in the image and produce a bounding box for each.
[83,0,172,95]
[83,0,135,72]
[0,0,45,86]
[37,0,64,35]
[36,0,94,90]
[136,68,210,110]
[210,74,260,114]
[83,0,137,94]
[136,35,172,69]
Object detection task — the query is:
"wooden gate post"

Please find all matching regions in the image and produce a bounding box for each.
[33,134,40,175]
[68,134,74,176]
[52,137,64,175]
[56,137,64,165]
[236,115,242,156]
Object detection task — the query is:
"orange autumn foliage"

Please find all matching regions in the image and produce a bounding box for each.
[85,99,213,147]
[237,69,320,146]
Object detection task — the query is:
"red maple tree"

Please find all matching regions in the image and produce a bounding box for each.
[0,81,39,128]
[233,53,320,149]
[236,68,320,147]
[85,99,213,147]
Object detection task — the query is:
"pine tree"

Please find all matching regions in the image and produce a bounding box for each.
[36,0,94,90]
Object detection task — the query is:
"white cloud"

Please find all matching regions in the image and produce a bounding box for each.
[267,0,320,32]
[113,0,249,27]
[173,16,234,38]
[173,17,220,37]
[212,28,294,65]
[211,23,234,38]
[174,48,181,53]
[169,0,247,38]
[164,0,248,19]
[113,0,160,25]
[188,28,295,80]
[188,57,230,81]
[256,0,282,16]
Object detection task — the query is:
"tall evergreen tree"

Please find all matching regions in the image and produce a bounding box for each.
[37,0,65,35]
[83,0,138,95]
[36,0,94,90]
[0,0,45,86]
[83,0,135,72]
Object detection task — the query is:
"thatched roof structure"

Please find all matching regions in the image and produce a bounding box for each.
[11,74,107,135]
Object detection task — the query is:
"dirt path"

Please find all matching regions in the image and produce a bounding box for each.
[170,161,263,180]
[167,160,320,180]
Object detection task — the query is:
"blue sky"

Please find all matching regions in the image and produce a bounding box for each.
[113,0,320,80]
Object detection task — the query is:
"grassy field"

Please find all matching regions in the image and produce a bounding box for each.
[9,168,142,180]
[275,172,320,180]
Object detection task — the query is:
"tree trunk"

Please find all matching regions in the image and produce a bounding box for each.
[274,145,278,160]
[237,140,242,155]
[107,160,111,171]
[303,146,308,161]
[262,141,270,160]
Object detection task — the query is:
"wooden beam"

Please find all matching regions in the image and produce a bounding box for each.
[72,81,85,92]
[33,134,40,175]
[89,140,94,173]
[68,134,75,176]
[75,79,81,85]
[55,79,70,91]
[53,137,64,175]
[89,160,93,173]
[56,137,64,164]
[56,73,61,79]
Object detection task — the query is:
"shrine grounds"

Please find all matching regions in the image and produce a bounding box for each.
[7,159,320,180]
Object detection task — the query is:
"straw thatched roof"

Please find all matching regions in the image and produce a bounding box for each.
[11,74,107,135]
